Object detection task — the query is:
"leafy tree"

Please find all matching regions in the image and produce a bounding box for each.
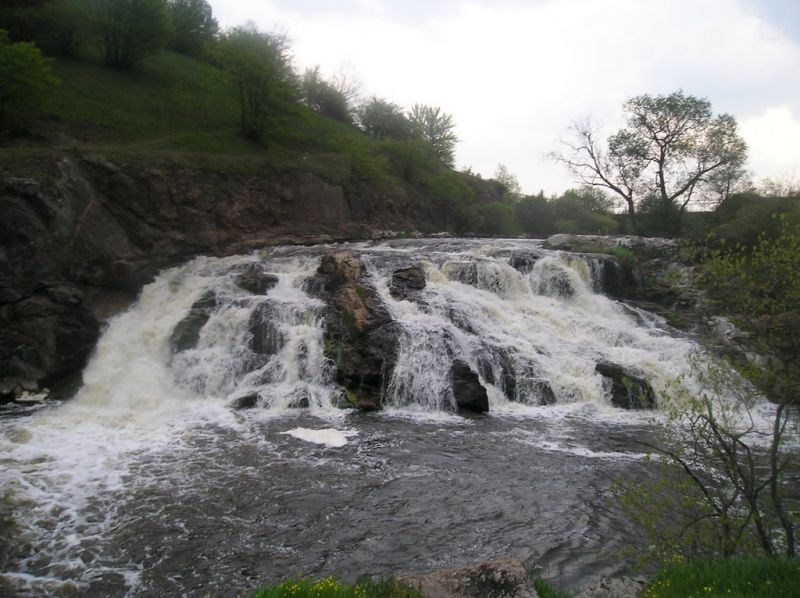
[515,193,552,237]
[407,103,458,167]
[91,0,172,68]
[0,30,59,132]
[481,201,521,236]
[218,25,298,141]
[426,172,478,233]
[301,66,352,124]
[358,96,412,139]
[492,163,522,201]
[555,91,747,234]
[0,1,90,56]
[167,0,218,57]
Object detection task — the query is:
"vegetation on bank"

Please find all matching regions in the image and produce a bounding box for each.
[643,557,800,598]
[248,576,420,598]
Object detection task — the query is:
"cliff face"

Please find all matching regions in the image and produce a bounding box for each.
[0,155,438,399]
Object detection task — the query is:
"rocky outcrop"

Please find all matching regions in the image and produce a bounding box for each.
[0,155,431,399]
[544,234,680,260]
[389,264,426,301]
[309,252,399,410]
[450,359,489,413]
[404,557,537,598]
[170,292,217,352]
[595,361,656,409]
[577,575,647,597]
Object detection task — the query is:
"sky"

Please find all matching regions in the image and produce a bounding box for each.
[209,0,800,195]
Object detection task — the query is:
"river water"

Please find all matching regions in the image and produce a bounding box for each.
[0,238,709,596]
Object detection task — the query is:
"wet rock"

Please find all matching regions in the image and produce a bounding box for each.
[595,361,655,409]
[404,557,536,598]
[170,292,217,352]
[509,252,538,274]
[544,234,679,260]
[389,264,426,301]
[596,256,637,299]
[230,393,259,410]
[234,264,279,295]
[310,252,399,411]
[248,302,285,356]
[451,359,489,413]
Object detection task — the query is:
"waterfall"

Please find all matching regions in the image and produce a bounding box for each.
[0,238,705,595]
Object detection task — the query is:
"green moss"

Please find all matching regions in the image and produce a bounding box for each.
[532,577,574,598]
[601,246,637,266]
[344,389,358,405]
[354,285,367,299]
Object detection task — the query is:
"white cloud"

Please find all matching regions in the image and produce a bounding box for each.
[209,0,800,195]
[741,106,800,185]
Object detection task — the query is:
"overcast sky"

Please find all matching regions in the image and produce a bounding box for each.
[209,0,800,195]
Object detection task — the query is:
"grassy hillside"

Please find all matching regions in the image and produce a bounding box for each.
[3,50,404,190]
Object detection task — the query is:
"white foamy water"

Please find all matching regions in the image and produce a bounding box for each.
[0,238,776,596]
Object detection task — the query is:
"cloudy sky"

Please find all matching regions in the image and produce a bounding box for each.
[209,0,800,195]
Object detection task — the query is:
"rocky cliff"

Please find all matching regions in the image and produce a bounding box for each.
[0,155,477,400]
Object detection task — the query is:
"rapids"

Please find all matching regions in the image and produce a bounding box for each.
[0,238,711,596]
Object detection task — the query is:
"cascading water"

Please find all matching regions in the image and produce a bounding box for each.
[0,238,742,596]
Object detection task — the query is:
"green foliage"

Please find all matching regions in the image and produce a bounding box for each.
[493,163,522,200]
[407,103,458,167]
[601,246,636,267]
[481,201,521,236]
[358,97,412,140]
[90,0,172,68]
[0,30,59,132]
[643,557,800,598]
[558,90,747,234]
[218,25,298,141]
[301,66,352,124]
[381,138,439,183]
[1,0,92,56]
[700,219,800,406]
[249,576,421,598]
[515,187,618,237]
[167,0,218,57]
[515,193,550,236]
[425,171,478,233]
[616,354,798,563]
[531,577,574,598]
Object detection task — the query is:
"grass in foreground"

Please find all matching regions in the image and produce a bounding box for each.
[532,577,574,598]
[249,576,421,598]
[643,557,800,597]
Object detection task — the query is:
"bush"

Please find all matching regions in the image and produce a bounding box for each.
[92,0,173,68]
[481,201,521,236]
[425,171,478,233]
[0,30,59,133]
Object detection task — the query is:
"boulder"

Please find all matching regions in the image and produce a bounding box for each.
[170,291,217,352]
[248,302,286,356]
[234,263,279,294]
[577,576,647,598]
[310,252,399,411]
[389,264,426,301]
[404,557,536,598]
[451,359,489,413]
[595,361,656,409]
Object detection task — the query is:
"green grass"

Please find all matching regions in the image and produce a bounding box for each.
[532,577,574,598]
[601,245,637,265]
[248,576,421,598]
[643,557,800,597]
[10,49,408,188]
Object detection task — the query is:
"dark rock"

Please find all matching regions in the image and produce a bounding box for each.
[596,256,637,299]
[595,361,656,409]
[404,557,535,598]
[248,302,285,356]
[230,393,259,410]
[509,252,538,274]
[451,359,489,413]
[170,292,217,352]
[234,263,279,294]
[389,264,426,301]
[310,252,399,411]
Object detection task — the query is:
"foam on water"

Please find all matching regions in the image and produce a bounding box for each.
[0,238,776,595]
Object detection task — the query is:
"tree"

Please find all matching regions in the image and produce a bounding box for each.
[218,24,298,141]
[619,223,800,563]
[407,103,458,167]
[301,66,352,124]
[167,0,218,57]
[493,163,522,200]
[357,96,412,139]
[91,0,172,68]
[0,30,59,132]
[555,91,747,235]
[481,202,521,236]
